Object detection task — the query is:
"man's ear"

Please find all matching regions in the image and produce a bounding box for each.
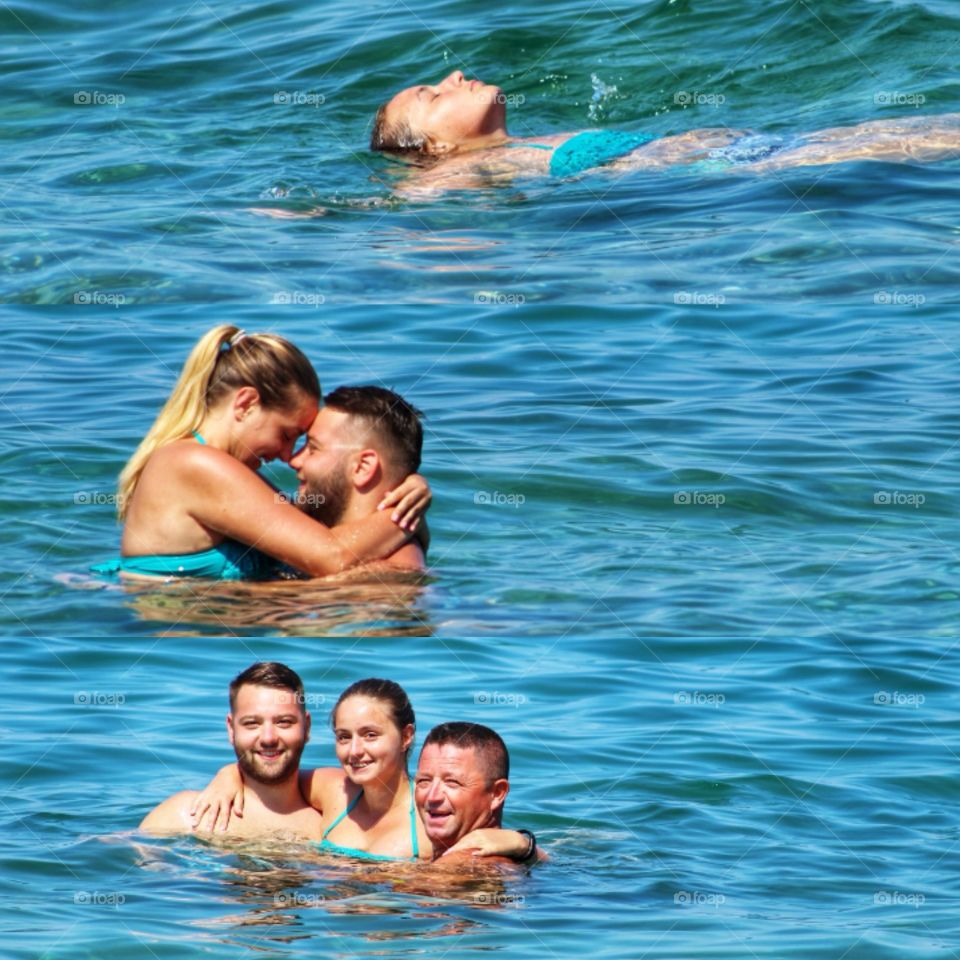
[226,713,236,747]
[304,710,311,744]
[350,448,381,488]
[425,138,456,156]
[489,778,509,814]
[233,386,260,419]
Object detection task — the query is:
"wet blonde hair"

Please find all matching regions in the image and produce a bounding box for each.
[117,324,320,518]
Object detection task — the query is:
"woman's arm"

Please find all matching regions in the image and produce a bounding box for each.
[181,446,427,577]
[188,763,245,833]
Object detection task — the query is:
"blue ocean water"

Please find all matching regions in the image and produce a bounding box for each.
[3,0,960,956]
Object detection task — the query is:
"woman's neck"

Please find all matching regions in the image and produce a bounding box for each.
[356,766,409,817]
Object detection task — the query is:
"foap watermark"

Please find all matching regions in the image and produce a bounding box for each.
[874,890,924,908]
[474,291,525,307]
[273,91,326,107]
[674,690,725,708]
[74,91,125,107]
[74,491,123,507]
[674,91,726,107]
[674,291,725,308]
[674,891,725,908]
[274,892,326,908]
[874,91,926,107]
[874,290,925,308]
[873,691,925,708]
[472,892,525,906]
[478,91,525,107]
[474,691,528,708]
[674,491,725,508]
[474,490,525,508]
[280,491,327,509]
[271,291,325,307]
[74,291,125,308]
[299,692,327,708]
[74,891,125,907]
[873,491,925,509]
[74,691,126,708]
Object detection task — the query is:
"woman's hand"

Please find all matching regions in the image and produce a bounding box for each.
[440,828,532,860]
[378,473,431,531]
[188,763,245,833]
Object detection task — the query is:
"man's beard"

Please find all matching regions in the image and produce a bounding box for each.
[234,740,305,786]
[296,466,350,527]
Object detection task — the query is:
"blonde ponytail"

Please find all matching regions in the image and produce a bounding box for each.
[117,325,319,518]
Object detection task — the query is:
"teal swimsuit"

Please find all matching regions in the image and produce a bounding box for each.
[512,129,657,177]
[317,787,421,862]
[91,431,279,582]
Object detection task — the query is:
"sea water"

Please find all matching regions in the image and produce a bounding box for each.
[2,0,959,956]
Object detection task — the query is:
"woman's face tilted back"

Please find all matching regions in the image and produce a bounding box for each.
[383,69,508,153]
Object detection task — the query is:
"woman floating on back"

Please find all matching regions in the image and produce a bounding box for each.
[369,69,960,194]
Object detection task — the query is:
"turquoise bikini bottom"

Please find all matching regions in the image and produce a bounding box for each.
[91,539,279,581]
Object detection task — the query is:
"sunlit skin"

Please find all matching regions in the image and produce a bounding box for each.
[333,695,413,792]
[195,387,318,471]
[384,69,509,154]
[414,742,508,854]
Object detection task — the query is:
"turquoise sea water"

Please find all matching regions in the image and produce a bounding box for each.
[3,0,960,956]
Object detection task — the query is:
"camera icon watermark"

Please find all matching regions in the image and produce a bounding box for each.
[270,291,325,307]
[273,91,326,107]
[674,91,726,107]
[474,291,525,307]
[74,91,125,107]
[474,691,528,708]
[73,291,126,308]
[674,890,725,907]
[274,892,326,908]
[874,91,925,107]
[873,490,925,509]
[473,891,526,905]
[474,490,526,508]
[873,290,925,308]
[873,691,925,708]
[673,291,725,308]
[673,491,725,508]
[74,891,125,906]
[874,890,924,907]
[674,691,725,708]
[74,691,126,708]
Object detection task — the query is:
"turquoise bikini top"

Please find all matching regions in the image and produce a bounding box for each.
[90,429,279,581]
[317,786,421,862]
[510,129,656,178]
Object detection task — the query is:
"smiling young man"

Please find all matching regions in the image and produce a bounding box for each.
[288,386,426,573]
[139,662,323,839]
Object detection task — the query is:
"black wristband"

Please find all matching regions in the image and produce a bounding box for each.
[517,828,537,863]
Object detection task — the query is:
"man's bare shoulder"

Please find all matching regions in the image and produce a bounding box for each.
[139,790,200,835]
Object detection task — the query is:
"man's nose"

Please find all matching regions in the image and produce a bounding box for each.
[423,778,443,803]
[260,723,278,743]
[289,444,305,468]
[442,69,464,87]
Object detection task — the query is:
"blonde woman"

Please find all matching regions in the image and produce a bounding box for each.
[95,325,429,580]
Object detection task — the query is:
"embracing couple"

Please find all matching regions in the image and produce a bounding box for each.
[141,662,540,865]
[95,324,429,581]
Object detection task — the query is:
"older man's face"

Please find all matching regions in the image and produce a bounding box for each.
[414,742,507,848]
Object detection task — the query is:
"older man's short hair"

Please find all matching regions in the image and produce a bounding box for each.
[421,721,509,784]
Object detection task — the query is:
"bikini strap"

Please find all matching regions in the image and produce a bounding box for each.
[408,782,419,859]
[321,788,363,840]
[192,430,206,445]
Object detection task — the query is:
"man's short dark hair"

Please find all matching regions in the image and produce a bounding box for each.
[229,662,305,714]
[324,385,423,477]
[421,721,509,784]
